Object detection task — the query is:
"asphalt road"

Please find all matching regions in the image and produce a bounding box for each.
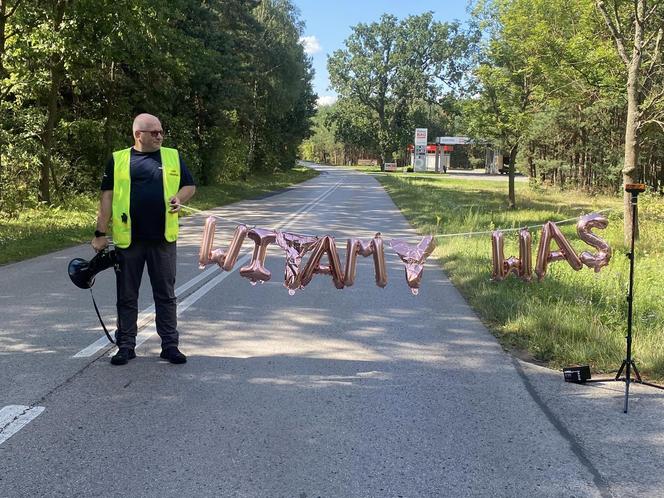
[0,164,659,497]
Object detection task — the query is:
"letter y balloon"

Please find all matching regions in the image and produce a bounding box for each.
[389,236,436,295]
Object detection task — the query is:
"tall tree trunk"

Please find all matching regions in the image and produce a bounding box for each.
[0,1,8,79]
[0,1,10,206]
[39,1,68,204]
[597,0,646,243]
[377,103,388,166]
[622,16,643,243]
[39,60,65,203]
[246,80,258,173]
[508,144,517,208]
[102,61,116,161]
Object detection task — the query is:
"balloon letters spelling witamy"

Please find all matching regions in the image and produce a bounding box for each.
[240,228,277,283]
[535,222,583,281]
[344,233,388,288]
[576,213,612,272]
[389,236,436,294]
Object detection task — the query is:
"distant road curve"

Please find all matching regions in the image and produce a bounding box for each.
[298,161,529,182]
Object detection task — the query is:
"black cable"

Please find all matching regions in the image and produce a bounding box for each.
[89,288,115,344]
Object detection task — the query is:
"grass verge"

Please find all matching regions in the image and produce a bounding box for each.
[374,173,664,380]
[0,167,318,266]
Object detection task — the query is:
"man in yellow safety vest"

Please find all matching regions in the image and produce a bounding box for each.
[92,113,196,365]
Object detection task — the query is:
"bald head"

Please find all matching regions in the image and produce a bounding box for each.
[133,113,160,134]
[132,113,164,152]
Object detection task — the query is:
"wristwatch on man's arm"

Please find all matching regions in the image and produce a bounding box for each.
[94,230,106,238]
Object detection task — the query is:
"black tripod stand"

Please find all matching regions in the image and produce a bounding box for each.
[613,183,664,412]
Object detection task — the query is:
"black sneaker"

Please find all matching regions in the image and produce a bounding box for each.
[160,346,187,364]
[110,348,136,366]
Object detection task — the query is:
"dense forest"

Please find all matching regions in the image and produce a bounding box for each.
[0,0,315,215]
[302,1,664,209]
[2,0,662,240]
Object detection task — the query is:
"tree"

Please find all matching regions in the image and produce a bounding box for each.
[596,0,664,242]
[464,0,636,206]
[0,0,314,214]
[328,13,476,165]
[464,0,538,208]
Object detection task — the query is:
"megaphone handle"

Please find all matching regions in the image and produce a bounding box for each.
[90,289,116,344]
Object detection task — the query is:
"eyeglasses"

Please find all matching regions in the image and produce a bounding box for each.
[138,130,165,138]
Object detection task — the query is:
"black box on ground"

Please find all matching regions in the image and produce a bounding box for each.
[563,365,591,383]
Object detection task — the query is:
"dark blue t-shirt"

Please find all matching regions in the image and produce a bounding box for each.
[100,148,196,241]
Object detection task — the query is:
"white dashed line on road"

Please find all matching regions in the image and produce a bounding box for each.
[0,405,45,446]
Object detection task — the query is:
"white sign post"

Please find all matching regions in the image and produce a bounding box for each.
[413,128,428,172]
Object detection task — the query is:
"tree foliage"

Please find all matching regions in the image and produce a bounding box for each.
[463,0,664,211]
[327,13,478,165]
[0,0,315,215]
[306,1,663,213]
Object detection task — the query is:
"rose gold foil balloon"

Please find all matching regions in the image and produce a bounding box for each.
[389,235,436,294]
[344,233,388,288]
[371,234,388,288]
[504,256,521,278]
[576,213,612,272]
[198,216,217,269]
[491,229,532,282]
[275,231,319,292]
[240,228,277,283]
[491,231,506,281]
[217,224,249,271]
[518,228,533,282]
[299,236,345,289]
[535,222,582,281]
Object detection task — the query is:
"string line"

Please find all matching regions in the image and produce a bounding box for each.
[179,204,616,242]
[178,204,251,227]
[433,208,615,239]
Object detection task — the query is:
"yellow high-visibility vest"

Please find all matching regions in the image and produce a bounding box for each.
[111,147,181,248]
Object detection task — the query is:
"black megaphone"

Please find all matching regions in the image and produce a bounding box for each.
[68,249,119,289]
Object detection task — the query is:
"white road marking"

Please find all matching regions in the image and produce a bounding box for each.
[73,265,220,358]
[0,405,45,446]
[131,253,253,351]
[75,177,344,357]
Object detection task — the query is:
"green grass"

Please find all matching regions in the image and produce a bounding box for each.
[374,173,664,380]
[0,167,318,266]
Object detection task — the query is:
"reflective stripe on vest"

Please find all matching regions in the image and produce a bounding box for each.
[111,147,181,248]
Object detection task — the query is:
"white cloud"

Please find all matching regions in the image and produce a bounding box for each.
[299,35,322,55]
[317,95,338,107]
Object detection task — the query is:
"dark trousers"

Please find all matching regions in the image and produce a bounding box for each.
[115,239,178,349]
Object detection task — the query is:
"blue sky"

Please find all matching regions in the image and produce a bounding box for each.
[293,0,472,104]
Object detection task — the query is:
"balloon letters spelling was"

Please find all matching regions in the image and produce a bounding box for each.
[491,213,612,282]
[199,222,435,293]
